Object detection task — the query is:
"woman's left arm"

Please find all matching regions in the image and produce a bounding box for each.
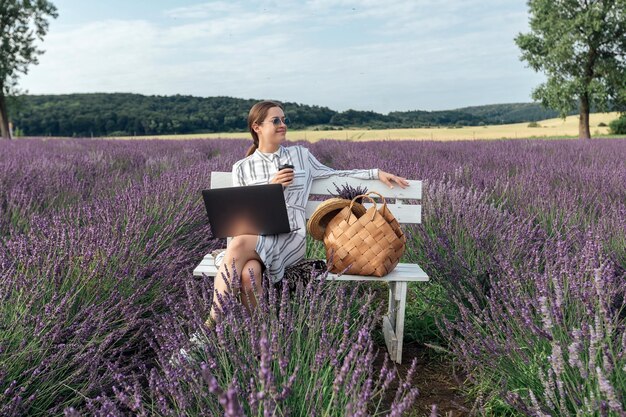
[306,148,378,180]
[306,148,409,189]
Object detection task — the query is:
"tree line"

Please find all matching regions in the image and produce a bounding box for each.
[8,93,567,137]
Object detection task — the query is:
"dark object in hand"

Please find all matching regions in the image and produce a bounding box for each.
[278,163,294,170]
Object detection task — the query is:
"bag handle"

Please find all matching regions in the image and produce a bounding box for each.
[363,191,389,217]
[347,194,377,221]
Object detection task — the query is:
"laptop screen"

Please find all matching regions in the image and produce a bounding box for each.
[201,184,292,238]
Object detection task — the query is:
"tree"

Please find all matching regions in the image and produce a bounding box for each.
[515,0,626,139]
[0,0,57,139]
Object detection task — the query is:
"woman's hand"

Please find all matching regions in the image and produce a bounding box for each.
[270,168,294,187]
[378,170,409,189]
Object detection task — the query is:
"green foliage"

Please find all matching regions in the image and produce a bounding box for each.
[10,94,337,136]
[527,121,541,127]
[0,0,58,94]
[403,281,454,344]
[515,0,626,138]
[609,114,626,134]
[306,235,326,259]
[0,0,57,138]
[10,93,570,136]
[308,231,453,346]
[455,102,567,123]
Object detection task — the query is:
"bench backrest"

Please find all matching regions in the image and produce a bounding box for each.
[210,172,422,224]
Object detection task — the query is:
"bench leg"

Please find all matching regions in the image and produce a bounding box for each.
[382,281,407,364]
[394,282,407,364]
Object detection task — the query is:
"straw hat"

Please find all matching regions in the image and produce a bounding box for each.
[307,198,367,241]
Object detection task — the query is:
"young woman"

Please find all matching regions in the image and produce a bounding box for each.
[206,100,409,327]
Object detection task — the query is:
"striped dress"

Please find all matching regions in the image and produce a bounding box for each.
[217,145,378,284]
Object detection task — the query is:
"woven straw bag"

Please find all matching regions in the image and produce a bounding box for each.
[323,192,406,277]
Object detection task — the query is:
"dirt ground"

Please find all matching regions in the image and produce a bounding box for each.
[373,341,471,416]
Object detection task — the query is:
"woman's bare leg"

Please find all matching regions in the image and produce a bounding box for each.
[207,235,262,326]
[240,259,263,312]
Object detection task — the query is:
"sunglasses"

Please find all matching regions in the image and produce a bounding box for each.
[260,116,291,127]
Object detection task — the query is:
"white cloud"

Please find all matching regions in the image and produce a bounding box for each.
[164,2,245,19]
[20,0,540,112]
[29,20,160,90]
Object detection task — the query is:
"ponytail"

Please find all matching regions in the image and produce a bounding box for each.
[245,140,258,157]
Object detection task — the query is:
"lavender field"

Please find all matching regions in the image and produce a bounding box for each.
[1,137,625,416]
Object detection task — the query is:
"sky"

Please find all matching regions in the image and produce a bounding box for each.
[20,0,546,113]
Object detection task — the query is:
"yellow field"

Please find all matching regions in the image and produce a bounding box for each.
[118,112,621,141]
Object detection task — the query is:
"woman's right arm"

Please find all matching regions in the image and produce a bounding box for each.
[233,159,293,187]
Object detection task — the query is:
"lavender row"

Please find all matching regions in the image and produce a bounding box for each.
[0,138,419,415]
[72,267,419,416]
[1,161,221,414]
[3,137,624,247]
[301,138,626,414]
[1,137,624,415]
[305,138,626,268]
[0,138,232,236]
[410,177,625,415]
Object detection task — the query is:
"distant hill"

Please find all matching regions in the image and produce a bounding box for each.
[8,93,568,137]
[452,103,577,124]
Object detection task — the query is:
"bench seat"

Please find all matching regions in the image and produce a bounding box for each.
[194,255,428,282]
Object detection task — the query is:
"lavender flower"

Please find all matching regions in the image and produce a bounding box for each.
[1,137,624,415]
[329,182,368,203]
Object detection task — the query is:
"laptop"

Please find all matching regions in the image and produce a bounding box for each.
[201,184,293,238]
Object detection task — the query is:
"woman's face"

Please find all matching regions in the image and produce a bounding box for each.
[254,106,287,147]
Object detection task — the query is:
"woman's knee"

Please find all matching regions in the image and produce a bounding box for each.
[227,235,258,255]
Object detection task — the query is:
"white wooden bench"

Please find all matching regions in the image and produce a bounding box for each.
[193,172,429,363]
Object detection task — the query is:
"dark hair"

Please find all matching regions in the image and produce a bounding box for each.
[246,100,284,157]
